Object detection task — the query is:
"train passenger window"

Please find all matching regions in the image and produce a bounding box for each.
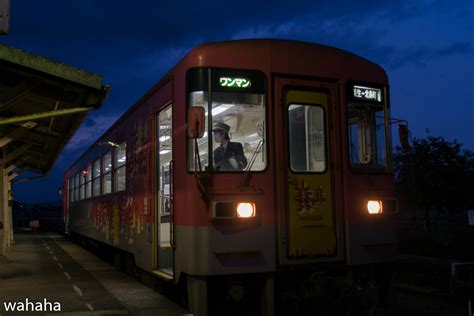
[69,178,74,204]
[288,104,326,172]
[93,158,101,196]
[79,170,85,200]
[347,103,387,169]
[74,173,79,202]
[85,164,92,198]
[114,142,126,192]
[102,151,112,194]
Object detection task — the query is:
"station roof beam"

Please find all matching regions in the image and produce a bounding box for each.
[0,43,109,174]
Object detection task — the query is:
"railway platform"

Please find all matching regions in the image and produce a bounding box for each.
[0,231,188,315]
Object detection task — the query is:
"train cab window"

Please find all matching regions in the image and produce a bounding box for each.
[187,68,266,172]
[347,102,388,171]
[211,92,265,171]
[102,151,112,194]
[93,158,101,196]
[85,164,92,198]
[114,142,126,192]
[288,104,326,172]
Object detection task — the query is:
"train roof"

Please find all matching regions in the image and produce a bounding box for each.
[194,38,383,68]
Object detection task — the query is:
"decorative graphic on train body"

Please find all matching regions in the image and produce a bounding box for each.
[88,193,146,246]
[85,116,151,246]
[290,179,326,216]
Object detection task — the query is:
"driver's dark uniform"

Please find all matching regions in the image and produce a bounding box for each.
[213,141,247,171]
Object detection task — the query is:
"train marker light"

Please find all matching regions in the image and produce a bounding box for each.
[236,202,255,218]
[367,200,383,214]
[219,77,251,88]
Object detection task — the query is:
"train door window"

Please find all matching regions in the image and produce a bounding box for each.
[347,103,387,170]
[288,104,326,172]
[79,170,85,200]
[114,142,126,192]
[157,103,174,276]
[158,105,172,217]
[93,158,101,196]
[85,164,92,198]
[102,151,112,194]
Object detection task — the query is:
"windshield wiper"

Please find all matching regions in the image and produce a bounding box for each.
[239,139,264,187]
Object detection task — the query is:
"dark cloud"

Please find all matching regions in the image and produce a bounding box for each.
[385,41,473,69]
[433,41,473,58]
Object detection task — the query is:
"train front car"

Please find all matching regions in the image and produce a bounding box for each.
[175,40,398,315]
[63,39,398,316]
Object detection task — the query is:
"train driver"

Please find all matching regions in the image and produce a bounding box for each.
[212,122,248,171]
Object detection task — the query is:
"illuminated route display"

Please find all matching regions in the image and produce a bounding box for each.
[219,77,252,88]
[353,85,382,102]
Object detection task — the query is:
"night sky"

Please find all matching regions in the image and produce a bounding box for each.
[1,0,473,203]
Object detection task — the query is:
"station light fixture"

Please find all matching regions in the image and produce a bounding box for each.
[107,141,119,147]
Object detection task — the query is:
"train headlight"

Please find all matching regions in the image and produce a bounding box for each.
[236,203,255,218]
[367,200,383,214]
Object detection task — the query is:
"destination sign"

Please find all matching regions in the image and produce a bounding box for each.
[219,77,251,88]
[353,85,382,102]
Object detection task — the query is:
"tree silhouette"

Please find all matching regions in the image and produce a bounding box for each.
[394,136,474,231]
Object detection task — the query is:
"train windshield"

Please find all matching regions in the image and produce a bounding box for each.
[347,100,390,171]
[187,68,266,172]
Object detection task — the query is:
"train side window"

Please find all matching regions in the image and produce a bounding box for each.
[288,104,326,172]
[74,173,79,202]
[69,178,74,204]
[85,164,92,198]
[93,158,101,196]
[114,142,126,192]
[79,170,85,200]
[102,151,112,194]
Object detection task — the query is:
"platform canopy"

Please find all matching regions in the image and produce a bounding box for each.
[0,44,109,174]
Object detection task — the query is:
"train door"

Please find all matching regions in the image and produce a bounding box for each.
[274,77,344,265]
[156,104,174,277]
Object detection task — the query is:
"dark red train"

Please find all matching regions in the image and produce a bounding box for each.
[63,39,399,315]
